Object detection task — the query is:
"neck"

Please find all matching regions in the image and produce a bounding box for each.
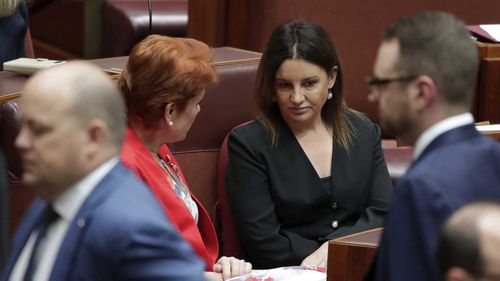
[405,104,469,146]
[286,118,331,138]
[129,120,165,155]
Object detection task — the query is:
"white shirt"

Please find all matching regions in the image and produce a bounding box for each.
[9,157,119,281]
[413,113,474,159]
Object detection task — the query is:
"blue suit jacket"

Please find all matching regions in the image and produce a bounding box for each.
[2,162,207,281]
[367,124,500,281]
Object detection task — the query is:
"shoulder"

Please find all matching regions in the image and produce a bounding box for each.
[228,120,273,147]
[230,120,267,138]
[120,131,151,171]
[346,109,377,133]
[86,165,173,238]
[344,109,381,146]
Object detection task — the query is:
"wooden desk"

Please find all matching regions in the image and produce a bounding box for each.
[327,228,382,281]
[474,42,500,124]
[0,47,261,104]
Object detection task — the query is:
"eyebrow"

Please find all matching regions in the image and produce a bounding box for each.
[275,76,320,81]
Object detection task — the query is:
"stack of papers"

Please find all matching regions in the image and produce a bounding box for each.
[227,266,326,281]
[467,24,500,43]
[3,58,66,75]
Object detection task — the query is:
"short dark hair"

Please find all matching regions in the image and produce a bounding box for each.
[254,19,355,149]
[383,11,479,109]
[436,201,500,280]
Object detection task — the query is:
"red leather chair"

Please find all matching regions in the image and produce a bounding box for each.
[29,0,188,59]
[214,121,251,259]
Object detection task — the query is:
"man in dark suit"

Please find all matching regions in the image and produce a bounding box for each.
[0,152,8,273]
[1,61,207,281]
[365,11,500,281]
[436,201,500,281]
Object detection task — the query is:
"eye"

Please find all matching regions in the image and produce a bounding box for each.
[275,81,292,90]
[302,79,318,88]
[30,124,50,137]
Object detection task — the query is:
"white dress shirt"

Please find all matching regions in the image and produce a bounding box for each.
[413,113,474,159]
[9,157,119,281]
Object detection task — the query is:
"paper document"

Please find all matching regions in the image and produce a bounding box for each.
[227,266,326,281]
[480,24,500,42]
[476,124,500,132]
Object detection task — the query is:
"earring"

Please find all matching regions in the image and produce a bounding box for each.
[168,121,173,126]
[327,89,333,100]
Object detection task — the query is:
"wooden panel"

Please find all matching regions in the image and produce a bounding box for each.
[477,57,500,123]
[187,0,227,47]
[477,41,500,58]
[327,228,382,281]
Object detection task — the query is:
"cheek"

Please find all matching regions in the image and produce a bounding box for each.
[275,94,289,108]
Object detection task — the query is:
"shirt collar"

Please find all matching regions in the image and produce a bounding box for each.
[53,157,119,221]
[413,113,474,159]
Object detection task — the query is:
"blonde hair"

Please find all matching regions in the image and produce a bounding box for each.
[0,0,23,17]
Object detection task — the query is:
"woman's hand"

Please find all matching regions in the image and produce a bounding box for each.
[213,256,252,280]
[300,241,329,269]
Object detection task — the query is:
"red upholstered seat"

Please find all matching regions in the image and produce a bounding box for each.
[214,121,251,258]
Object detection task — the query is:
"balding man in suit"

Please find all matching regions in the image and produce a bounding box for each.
[436,201,500,281]
[1,61,207,281]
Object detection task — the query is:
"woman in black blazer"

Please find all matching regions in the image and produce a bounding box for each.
[225,20,393,269]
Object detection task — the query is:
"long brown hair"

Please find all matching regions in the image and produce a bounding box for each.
[254,19,356,150]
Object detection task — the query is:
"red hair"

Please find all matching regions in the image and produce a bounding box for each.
[118,35,217,128]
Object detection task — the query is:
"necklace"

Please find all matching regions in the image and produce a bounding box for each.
[157,153,199,222]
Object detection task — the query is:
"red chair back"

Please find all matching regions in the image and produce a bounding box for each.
[215,121,252,258]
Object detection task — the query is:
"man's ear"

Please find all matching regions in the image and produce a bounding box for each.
[85,120,107,157]
[445,267,475,281]
[328,66,339,89]
[412,75,436,111]
[163,102,176,125]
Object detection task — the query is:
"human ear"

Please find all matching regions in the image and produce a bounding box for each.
[413,75,436,111]
[328,66,339,89]
[445,267,475,281]
[164,103,176,126]
[85,120,107,158]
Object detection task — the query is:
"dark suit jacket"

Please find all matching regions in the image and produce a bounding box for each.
[226,112,393,268]
[2,161,207,281]
[367,124,500,281]
[0,152,8,273]
[0,1,27,71]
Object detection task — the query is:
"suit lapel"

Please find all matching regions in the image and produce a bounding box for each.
[48,163,123,281]
[1,200,47,280]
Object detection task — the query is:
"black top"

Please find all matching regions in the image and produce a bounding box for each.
[225,111,393,268]
[0,1,28,71]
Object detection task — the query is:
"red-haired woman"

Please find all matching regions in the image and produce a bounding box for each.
[119,35,251,281]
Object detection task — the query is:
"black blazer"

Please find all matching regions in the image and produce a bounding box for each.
[225,111,393,268]
[0,152,8,273]
[0,1,28,71]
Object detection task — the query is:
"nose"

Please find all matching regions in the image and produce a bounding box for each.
[290,87,305,104]
[15,126,30,152]
[367,88,379,103]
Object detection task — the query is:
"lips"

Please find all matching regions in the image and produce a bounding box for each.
[288,107,309,115]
